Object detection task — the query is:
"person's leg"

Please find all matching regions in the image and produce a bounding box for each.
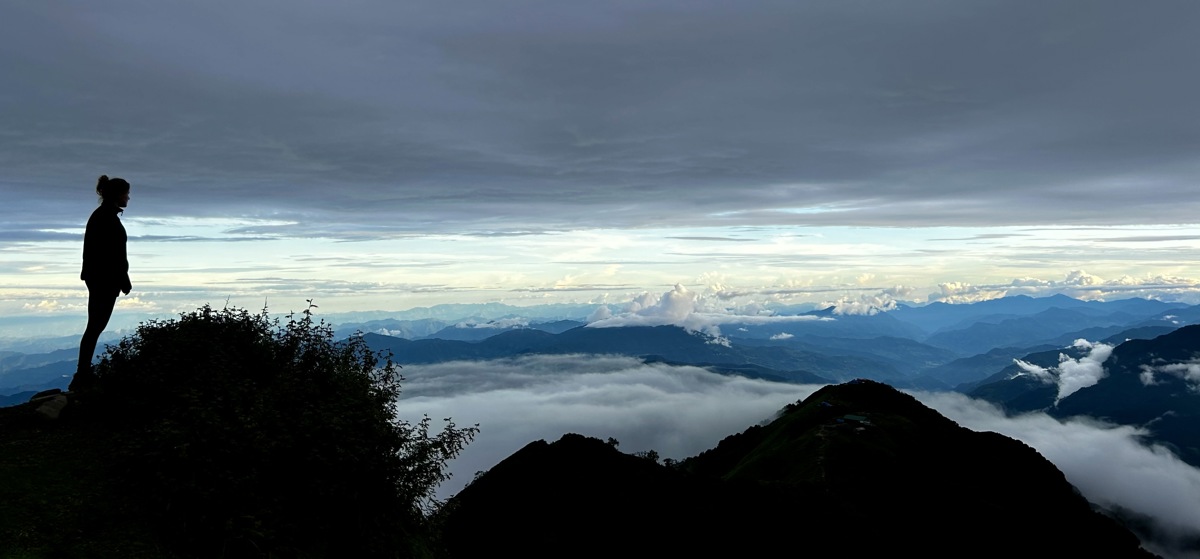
[73,283,117,390]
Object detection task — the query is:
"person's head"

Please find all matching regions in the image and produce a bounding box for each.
[96,175,130,208]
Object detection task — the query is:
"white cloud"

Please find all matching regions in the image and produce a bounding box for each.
[915,391,1200,558]
[1140,359,1200,392]
[21,299,84,313]
[1011,277,1053,288]
[928,282,1007,304]
[966,271,1200,305]
[455,317,530,329]
[115,296,161,311]
[1062,270,1104,286]
[587,305,612,322]
[702,269,1200,310]
[822,290,904,315]
[1014,359,1054,383]
[1056,340,1114,402]
[907,270,1200,307]
[587,284,829,336]
[1010,340,1115,403]
[769,332,794,340]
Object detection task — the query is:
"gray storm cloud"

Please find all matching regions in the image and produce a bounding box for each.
[5,2,1200,235]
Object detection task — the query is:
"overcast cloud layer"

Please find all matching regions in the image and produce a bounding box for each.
[3,1,1200,319]
[6,1,1199,232]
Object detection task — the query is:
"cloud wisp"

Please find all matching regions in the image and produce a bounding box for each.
[1140,359,1200,392]
[1013,339,1116,403]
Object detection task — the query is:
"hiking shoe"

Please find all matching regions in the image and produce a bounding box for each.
[68,368,98,393]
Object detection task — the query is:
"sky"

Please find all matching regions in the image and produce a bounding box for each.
[3,0,1200,332]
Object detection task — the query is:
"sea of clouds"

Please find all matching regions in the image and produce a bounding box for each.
[391,355,822,496]
[393,355,1200,558]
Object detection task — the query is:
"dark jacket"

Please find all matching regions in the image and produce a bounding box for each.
[80,203,130,288]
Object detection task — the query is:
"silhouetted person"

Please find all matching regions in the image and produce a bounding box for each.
[72,175,132,391]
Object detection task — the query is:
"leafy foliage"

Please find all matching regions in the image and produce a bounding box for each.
[94,303,476,557]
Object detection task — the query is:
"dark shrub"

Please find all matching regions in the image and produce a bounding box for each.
[95,303,475,557]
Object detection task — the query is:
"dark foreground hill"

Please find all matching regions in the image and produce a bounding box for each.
[0,306,475,558]
[441,380,1153,558]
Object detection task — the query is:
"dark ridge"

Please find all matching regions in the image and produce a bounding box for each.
[443,380,1153,558]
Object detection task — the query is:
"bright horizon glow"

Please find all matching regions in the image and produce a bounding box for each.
[3,222,1200,338]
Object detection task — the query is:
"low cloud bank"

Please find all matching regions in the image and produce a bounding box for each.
[391,355,821,499]
[915,391,1200,558]
[930,270,1200,305]
[821,285,915,315]
[583,272,1200,334]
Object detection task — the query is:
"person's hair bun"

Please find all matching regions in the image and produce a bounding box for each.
[96,175,116,198]
[94,174,128,201]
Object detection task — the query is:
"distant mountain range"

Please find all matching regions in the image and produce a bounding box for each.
[5,294,1196,398]
[889,293,1186,333]
[354,297,1185,390]
[0,348,77,405]
[6,295,1200,471]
